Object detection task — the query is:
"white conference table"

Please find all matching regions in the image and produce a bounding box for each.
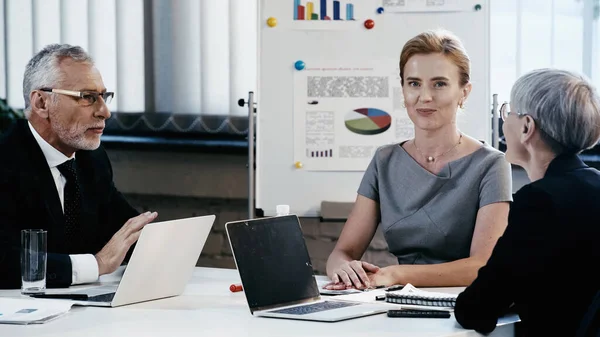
[0,267,519,337]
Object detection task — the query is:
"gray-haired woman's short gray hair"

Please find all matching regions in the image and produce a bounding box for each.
[510,68,600,155]
[22,44,94,116]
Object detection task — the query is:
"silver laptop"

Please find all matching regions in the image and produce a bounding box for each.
[225,215,388,322]
[36,215,215,307]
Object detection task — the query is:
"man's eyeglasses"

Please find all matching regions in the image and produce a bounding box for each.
[40,88,114,106]
[499,102,527,121]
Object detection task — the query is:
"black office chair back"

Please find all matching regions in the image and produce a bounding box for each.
[576,290,600,337]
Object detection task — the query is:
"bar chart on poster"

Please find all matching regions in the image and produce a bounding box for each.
[257,0,491,216]
[293,0,356,21]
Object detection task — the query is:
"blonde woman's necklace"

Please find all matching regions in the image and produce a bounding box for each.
[413,133,463,163]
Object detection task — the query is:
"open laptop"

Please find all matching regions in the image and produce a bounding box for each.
[225,215,388,322]
[34,215,215,307]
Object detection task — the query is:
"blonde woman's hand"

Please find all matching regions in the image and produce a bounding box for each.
[324,260,380,290]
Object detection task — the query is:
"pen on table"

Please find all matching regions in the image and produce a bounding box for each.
[375,284,404,300]
[385,284,405,292]
[229,284,243,292]
[29,293,89,300]
[355,285,386,292]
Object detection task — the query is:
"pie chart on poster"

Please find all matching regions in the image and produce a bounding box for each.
[344,108,392,135]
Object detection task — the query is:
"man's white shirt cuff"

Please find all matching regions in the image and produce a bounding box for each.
[69,254,99,285]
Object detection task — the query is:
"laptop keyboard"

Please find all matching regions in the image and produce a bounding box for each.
[269,301,359,315]
[86,292,116,303]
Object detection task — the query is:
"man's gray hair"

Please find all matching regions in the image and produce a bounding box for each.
[23,44,94,116]
[510,68,600,154]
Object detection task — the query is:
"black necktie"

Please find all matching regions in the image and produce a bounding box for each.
[57,159,82,247]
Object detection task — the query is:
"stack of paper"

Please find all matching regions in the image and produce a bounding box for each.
[330,287,397,305]
[396,284,459,299]
[0,297,73,325]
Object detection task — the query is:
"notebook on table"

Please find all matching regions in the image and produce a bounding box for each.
[225,215,389,322]
[385,284,457,312]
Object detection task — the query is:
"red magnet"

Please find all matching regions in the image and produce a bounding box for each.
[364,19,375,30]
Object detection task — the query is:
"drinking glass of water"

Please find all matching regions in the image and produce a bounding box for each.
[21,229,47,294]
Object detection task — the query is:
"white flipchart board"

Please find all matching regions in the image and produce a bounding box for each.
[257,0,490,216]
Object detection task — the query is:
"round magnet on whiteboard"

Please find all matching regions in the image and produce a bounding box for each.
[295,161,303,169]
[294,60,305,71]
[377,7,384,14]
[364,19,375,29]
[474,4,482,11]
[267,17,277,27]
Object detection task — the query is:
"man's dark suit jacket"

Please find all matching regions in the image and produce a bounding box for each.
[0,119,139,289]
[454,154,600,336]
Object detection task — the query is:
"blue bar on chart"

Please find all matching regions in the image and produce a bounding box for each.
[320,0,327,20]
[333,1,340,20]
[294,0,300,20]
[346,3,354,20]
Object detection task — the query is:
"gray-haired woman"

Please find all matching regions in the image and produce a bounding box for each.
[454,68,600,337]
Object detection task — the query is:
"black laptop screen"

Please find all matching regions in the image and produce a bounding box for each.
[226,215,320,310]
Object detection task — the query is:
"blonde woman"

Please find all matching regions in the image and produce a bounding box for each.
[325,30,512,289]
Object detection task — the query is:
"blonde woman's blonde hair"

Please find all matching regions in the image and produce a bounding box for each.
[399,29,471,87]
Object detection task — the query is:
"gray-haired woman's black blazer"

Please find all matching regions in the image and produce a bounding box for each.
[455,154,600,337]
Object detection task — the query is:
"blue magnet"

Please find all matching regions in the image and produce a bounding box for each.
[474,4,482,11]
[377,7,384,14]
[295,60,305,71]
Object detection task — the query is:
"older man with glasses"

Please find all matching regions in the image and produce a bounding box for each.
[0,44,158,289]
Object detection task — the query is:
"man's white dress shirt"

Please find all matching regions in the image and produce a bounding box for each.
[28,122,99,285]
